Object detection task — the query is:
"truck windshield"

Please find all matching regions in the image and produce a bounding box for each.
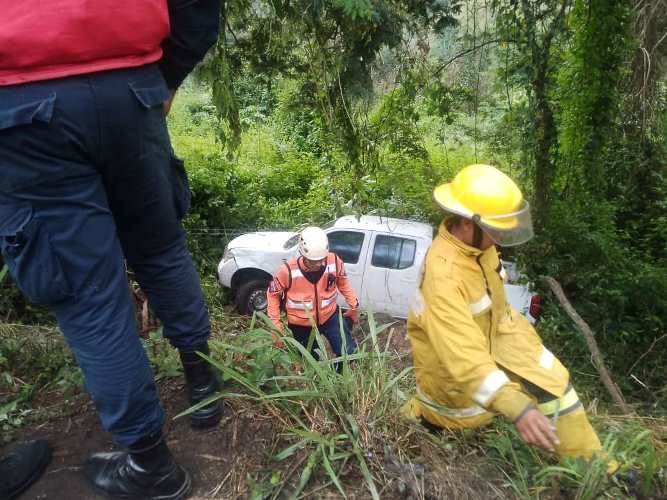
[284,220,336,250]
[283,233,300,249]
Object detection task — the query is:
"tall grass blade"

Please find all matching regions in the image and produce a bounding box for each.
[354,448,380,500]
[275,439,308,461]
[289,447,322,500]
[322,445,347,498]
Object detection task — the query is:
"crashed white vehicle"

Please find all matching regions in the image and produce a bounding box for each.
[218,216,541,322]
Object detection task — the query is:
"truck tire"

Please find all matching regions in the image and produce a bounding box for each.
[236,279,270,315]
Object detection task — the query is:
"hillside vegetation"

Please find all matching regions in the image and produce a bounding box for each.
[1,0,666,498]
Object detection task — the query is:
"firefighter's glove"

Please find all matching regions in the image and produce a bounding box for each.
[343,308,359,324]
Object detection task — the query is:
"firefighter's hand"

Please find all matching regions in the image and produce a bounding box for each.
[515,408,560,452]
[343,308,359,324]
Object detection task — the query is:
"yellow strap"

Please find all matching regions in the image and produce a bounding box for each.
[538,386,580,416]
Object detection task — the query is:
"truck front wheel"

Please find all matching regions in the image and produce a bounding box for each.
[236,279,270,315]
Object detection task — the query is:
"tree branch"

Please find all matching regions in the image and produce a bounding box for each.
[431,39,505,77]
[627,333,667,375]
[543,277,632,415]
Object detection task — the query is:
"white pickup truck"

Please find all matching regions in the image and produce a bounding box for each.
[217,215,540,322]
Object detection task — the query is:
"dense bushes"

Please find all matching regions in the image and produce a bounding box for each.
[167,66,667,411]
[521,197,667,401]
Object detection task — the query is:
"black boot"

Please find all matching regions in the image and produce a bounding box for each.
[85,431,191,500]
[0,440,51,499]
[179,343,223,429]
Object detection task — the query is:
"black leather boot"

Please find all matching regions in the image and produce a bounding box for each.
[85,431,191,500]
[179,343,223,429]
[0,440,51,499]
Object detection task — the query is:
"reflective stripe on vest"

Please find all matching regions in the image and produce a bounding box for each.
[321,292,338,308]
[537,386,581,417]
[416,387,488,419]
[290,269,304,279]
[469,294,492,315]
[539,347,555,370]
[473,369,509,407]
[283,253,339,326]
[286,298,313,310]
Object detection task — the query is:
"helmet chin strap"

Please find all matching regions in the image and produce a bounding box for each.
[472,214,484,249]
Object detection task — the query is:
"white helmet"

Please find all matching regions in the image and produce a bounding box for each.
[298,226,329,260]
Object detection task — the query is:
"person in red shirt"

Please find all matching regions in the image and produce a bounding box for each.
[0,1,220,498]
[267,227,360,370]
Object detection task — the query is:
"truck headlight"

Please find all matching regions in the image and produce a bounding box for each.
[222,246,233,263]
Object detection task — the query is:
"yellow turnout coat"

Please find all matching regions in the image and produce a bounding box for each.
[403,223,602,460]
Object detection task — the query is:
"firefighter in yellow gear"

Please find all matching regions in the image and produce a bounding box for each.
[402,164,606,462]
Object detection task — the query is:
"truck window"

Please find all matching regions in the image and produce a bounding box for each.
[371,235,416,270]
[283,233,300,249]
[328,231,365,264]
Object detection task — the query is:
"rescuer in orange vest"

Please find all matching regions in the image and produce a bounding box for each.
[267,227,360,368]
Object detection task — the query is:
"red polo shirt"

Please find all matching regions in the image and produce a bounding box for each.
[0,1,170,86]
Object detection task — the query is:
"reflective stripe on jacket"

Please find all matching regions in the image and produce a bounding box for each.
[0,1,169,85]
[406,223,570,428]
[267,252,359,328]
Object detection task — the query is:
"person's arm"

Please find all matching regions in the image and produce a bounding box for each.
[334,256,360,322]
[266,272,287,331]
[159,0,221,91]
[334,256,359,308]
[421,272,534,423]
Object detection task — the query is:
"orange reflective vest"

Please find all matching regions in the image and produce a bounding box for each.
[267,253,359,328]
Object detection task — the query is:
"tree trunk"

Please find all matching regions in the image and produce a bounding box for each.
[531,59,558,230]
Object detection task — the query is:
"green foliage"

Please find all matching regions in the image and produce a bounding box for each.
[332,0,372,20]
[485,417,666,499]
[522,196,667,403]
[203,0,463,216]
[0,327,83,439]
[178,310,411,498]
[143,329,183,380]
[556,0,634,194]
[501,0,667,407]
[0,262,54,325]
[491,0,570,223]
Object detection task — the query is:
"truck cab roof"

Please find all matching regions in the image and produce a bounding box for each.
[330,215,434,240]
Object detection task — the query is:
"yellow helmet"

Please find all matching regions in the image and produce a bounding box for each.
[433,164,534,246]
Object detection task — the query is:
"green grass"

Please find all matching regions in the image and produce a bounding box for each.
[0,323,83,442]
[177,310,667,499]
[177,309,411,499]
[1,296,665,498]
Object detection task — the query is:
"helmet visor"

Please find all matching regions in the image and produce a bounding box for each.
[477,201,534,247]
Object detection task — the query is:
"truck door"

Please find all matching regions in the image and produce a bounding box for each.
[326,230,368,309]
[362,233,421,317]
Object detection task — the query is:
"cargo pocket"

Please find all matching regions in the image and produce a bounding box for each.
[128,80,169,110]
[0,93,60,192]
[0,93,55,131]
[170,155,191,219]
[0,203,72,306]
[127,73,171,158]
